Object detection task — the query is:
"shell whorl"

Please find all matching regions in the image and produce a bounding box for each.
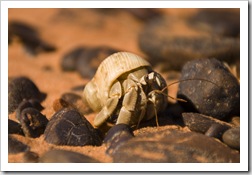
[83,52,151,111]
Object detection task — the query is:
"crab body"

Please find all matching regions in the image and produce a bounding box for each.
[82,52,167,127]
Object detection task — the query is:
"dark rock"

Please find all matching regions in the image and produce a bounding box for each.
[61,92,93,114]
[8,119,24,135]
[71,85,85,91]
[15,99,44,121]
[104,124,134,155]
[52,98,72,112]
[8,21,56,55]
[75,46,119,78]
[124,8,162,21]
[230,116,240,127]
[138,16,240,71]
[182,113,232,139]
[188,9,240,37]
[61,92,82,104]
[94,8,162,21]
[112,129,239,163]
[23,151,39,163]
[44,108,102,146]
[61,47,86,71]
[177,58,240,120]
[222,127,240,150]
[61,46,119,78]
[42,65,53,71]
[18,107,48,138]
[136,103,185,128]
[39,149,100,163]
[53,93,92,115]
[8,76,46,113]
[204,123,230,139]
[14,98,46,138]
[234,60,240,80]
[8,135,29,154]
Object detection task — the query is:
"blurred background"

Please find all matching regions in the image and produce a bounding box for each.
[7,8,241,163]
[8,8,240,106]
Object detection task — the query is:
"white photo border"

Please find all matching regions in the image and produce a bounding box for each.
[1,0,248,172]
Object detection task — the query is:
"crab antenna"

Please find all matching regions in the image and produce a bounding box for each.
[167,78,220,88]
[153,104,159,127]
[168,95,187,102]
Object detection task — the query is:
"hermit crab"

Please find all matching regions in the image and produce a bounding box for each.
[82,52,168,128]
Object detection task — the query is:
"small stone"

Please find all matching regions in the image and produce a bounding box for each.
[61,92,82,104]
[230,116,240,127]
[61,47,86,71]
[112,129,239,163]
[8,76,46,113]
[75,46,119,78]
[188,9,240,37]
[71,85,85,92]
[136,103,185,128]
[52,98,72,112]
[177,58,240,120]
[39,149,100,163]
[104,124,134,155]
[222,127,240,150]
[60,92,92,114]
[15,99,44,121]
[18,107,48,138]
[8,119,24,135]
[8,21,56,55]
[23,151,39,163]
[124,8,162,21]
[61,46,119,78]
[182,113,232,139]
[138,16,240,71]
[204,123,230,139]
[44,108,102,146]
[8,135,29,154]
[42,65,53,71]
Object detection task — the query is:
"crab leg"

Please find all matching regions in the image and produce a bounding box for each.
[116,79,139,125]
[93,81,122,127]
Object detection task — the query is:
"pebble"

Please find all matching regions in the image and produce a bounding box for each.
[138,16,240,71]
[177,58,240,120]
[18,107,48,138]
[61,92,92,114]
[15,99,44,121]
[39,149,100,163]
[61,46,119,78]
[188,9,240,37]
[136,103,185,128]
[44,108,102,146]
[230,116,240,127]
[53,94,92,115]
[8,76,46,113]
[182,113,232,139]
[71,85,85,92]
[124,8,162,21]
[204,123,229,139]
[8,119,24,135]
[8,135,29,154]
[61,47,86,71]
[112,129,239,163]
[52,98,72,112]
[104,124,134,155]
[76,46,119,78]
[222,127,240,150]
[23,151,39,163]
[8,21,56,55]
